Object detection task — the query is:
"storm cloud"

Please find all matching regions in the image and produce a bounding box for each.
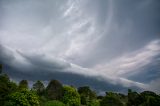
[0,0,160,93]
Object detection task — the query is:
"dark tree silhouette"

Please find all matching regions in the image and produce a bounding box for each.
[78,86,97,105]
[32,80,45,96]
[46,80,63,100]
[18,80,28,90]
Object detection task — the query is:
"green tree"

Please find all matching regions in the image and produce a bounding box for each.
[118,93,127,106]
[18,80,28,90]
[46,80,63,100]
[127,89,141,106]
[100,92,123,106]
[44,100,65,106]
[4,89,39,106]
[87,100,100,106]
[0,74,17,105]
[32,80,45,96]
[140,91,160,106]
[62,86,80,106]
[78,86,97,105]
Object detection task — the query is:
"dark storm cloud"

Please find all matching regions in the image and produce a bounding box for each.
[0,0,160,93]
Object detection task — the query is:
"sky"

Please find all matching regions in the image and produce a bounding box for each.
[0,0,160,94]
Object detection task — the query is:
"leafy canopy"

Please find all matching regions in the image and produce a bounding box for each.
[62,86,81,106]
[5,89,39,106]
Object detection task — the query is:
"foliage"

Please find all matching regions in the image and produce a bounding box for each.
[4,89,39,106]
[140,91,160,106]
[118,93,127,106]
[97,96,104,100]
[0,74,18,105]
[78,86,97,105]
[46,80,63,100]
[39,96,49,106]
[19,80,28,90]
[127,90,160,106]
[62,86,81,106]
[127,89,141,106]
[32,80,45,96]
[100,92,123,106]
[44,100,65,106]
[87,100,100,106]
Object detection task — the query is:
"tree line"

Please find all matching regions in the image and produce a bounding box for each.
[0,64,160,106]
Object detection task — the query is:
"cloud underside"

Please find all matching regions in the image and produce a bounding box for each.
[0,40,160,93]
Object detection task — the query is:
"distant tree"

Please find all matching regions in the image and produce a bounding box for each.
[62,86,81,106]
[44,100,65,106]
[78,86,97,105]
[46,80,63,100]
[100,92,123,106]
[32,80,45,96]
[4,89,39,106]
[141,91,157,97]
[18,80,28,90]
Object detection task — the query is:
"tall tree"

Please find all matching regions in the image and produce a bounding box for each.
[32,80,45,96]
[78,86,97,105]
[127,89,141,106]
[46,80,63,100]
[18,80,28,90]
